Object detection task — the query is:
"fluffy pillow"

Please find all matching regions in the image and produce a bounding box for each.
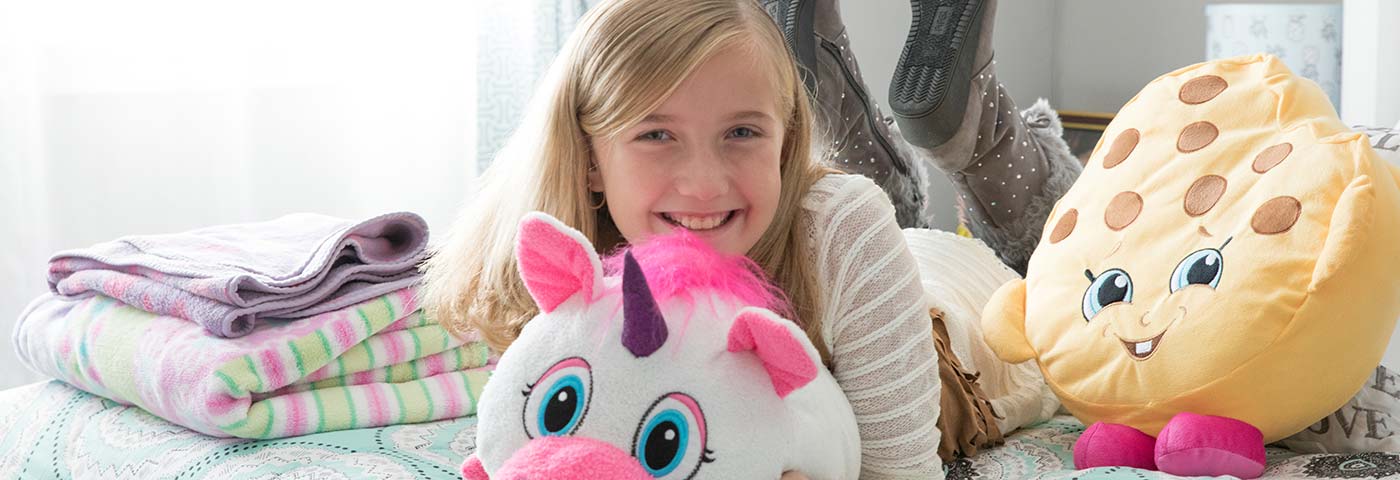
[463,213,861,480]
[903,228,1060,434]
[982,54,1400,445]
[1279,125,1400,454]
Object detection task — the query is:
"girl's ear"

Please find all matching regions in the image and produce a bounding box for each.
[585,139,604,193]
[587,163,605,193]
[516,212,605,313]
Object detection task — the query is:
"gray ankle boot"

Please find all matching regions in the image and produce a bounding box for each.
[762,0,929,228]
[890,0,1082,274]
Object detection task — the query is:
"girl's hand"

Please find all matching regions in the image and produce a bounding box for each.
[781,471,810,480]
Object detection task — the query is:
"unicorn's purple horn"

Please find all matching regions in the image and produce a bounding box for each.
[621,251,668,358]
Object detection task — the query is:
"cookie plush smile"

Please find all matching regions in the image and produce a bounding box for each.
[1114,307,1185,361]
[1120,331,1166,359]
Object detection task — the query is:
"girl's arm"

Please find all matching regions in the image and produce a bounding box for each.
[806,175,944,479]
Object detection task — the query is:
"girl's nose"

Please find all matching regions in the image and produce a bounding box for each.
[674,149,730,201]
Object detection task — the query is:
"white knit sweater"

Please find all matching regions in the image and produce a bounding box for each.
[801,174,944,479]
[803,174,1061,479]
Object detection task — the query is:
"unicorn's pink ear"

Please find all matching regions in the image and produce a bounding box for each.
[516,212,604,313]
[726,307,820,399]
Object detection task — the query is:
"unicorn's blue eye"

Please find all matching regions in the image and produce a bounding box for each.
[632,393,711,479]
[1082,268,1133,321]
[1170,248,1223,293]
[523,357,592,439]
[637,409,688,476]
[539,375,585,436]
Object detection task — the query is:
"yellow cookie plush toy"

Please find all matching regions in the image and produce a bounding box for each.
[983,54,1400,479]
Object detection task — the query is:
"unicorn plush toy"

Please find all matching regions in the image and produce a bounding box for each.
[461,212,861,480]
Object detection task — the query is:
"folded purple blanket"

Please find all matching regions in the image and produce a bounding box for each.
[47,212,429,337]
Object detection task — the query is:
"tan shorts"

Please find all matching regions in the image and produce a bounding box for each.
[932,308,1005,462]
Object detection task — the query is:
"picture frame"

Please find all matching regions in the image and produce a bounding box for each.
[1056,110,1115,166]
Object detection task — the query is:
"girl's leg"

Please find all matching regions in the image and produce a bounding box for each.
[890,0,1082,275]
[762,0,930,228]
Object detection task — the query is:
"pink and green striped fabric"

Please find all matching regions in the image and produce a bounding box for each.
[13,287,493,439]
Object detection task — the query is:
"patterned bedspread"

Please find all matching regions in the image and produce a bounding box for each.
[2,381,1397,479]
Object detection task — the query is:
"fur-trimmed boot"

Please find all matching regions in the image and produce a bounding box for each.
[762,0,929,228]
[889,0,1082,274]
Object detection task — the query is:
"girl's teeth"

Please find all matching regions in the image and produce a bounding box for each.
[665,212,729,230]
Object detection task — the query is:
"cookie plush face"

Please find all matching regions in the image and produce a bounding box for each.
[1006,55,1400,438]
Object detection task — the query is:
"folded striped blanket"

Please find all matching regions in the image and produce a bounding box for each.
[47,212,429,338]
[12,287,492,439]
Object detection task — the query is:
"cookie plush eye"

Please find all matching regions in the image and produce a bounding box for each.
[1082,269,1133,321]
[523,357,592,438]
[1170,248,1223,293]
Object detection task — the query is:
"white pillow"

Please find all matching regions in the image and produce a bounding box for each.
[902,228,1061,435]
[1280,365,1400,453]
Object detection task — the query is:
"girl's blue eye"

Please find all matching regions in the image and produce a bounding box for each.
[637,409,688,476]
[638,130,672,142]
[729,127,756,139]
[1170,248,1223,293]
[1082,268,1133,321]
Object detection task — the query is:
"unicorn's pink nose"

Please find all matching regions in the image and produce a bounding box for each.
[492,436,653,480]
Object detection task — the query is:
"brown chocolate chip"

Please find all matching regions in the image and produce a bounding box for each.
[1179,75,1228,104]
[1184,175,1228,217]
[1049,209,1078,244]
[1177,121,1219,153]
[1251,196,1302,235]
[1105,192,1144,231]
[1252,143,1293,173]
[1103,129,1139,169]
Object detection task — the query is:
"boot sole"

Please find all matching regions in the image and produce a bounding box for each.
[889,0,987,148]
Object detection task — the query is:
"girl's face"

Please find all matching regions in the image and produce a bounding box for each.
[590,44,784,256]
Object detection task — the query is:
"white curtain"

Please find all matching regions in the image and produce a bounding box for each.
[476,0,598,171]
[0,1,488,389]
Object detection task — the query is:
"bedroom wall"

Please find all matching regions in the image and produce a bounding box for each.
[1052,0,1344,114]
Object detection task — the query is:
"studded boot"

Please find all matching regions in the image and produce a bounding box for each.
[889,0,1082,274]
[762,0,930,228]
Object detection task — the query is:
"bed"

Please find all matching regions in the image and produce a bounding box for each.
[3,380,1397,479]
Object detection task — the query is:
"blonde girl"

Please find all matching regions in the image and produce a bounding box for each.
[425,0,959,477]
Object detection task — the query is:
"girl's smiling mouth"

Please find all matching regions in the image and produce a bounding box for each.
[658,210,740,232]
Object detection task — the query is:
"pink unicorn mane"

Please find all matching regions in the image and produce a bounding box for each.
[602,229,796,324]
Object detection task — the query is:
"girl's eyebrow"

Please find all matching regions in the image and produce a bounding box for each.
[727,110,774,122]
[638,111,773,125]
[639,114,676,124]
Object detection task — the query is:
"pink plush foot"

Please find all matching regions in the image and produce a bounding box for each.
[1074,422,1157,470]
[1154,412,1267,479]
[462,453,489,480]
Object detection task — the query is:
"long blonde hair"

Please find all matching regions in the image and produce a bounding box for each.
[421,0,836,364]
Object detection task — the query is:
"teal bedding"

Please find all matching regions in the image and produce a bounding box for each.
[2,381,1396,479]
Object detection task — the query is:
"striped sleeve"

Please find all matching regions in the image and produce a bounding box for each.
[802,174,944,479]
